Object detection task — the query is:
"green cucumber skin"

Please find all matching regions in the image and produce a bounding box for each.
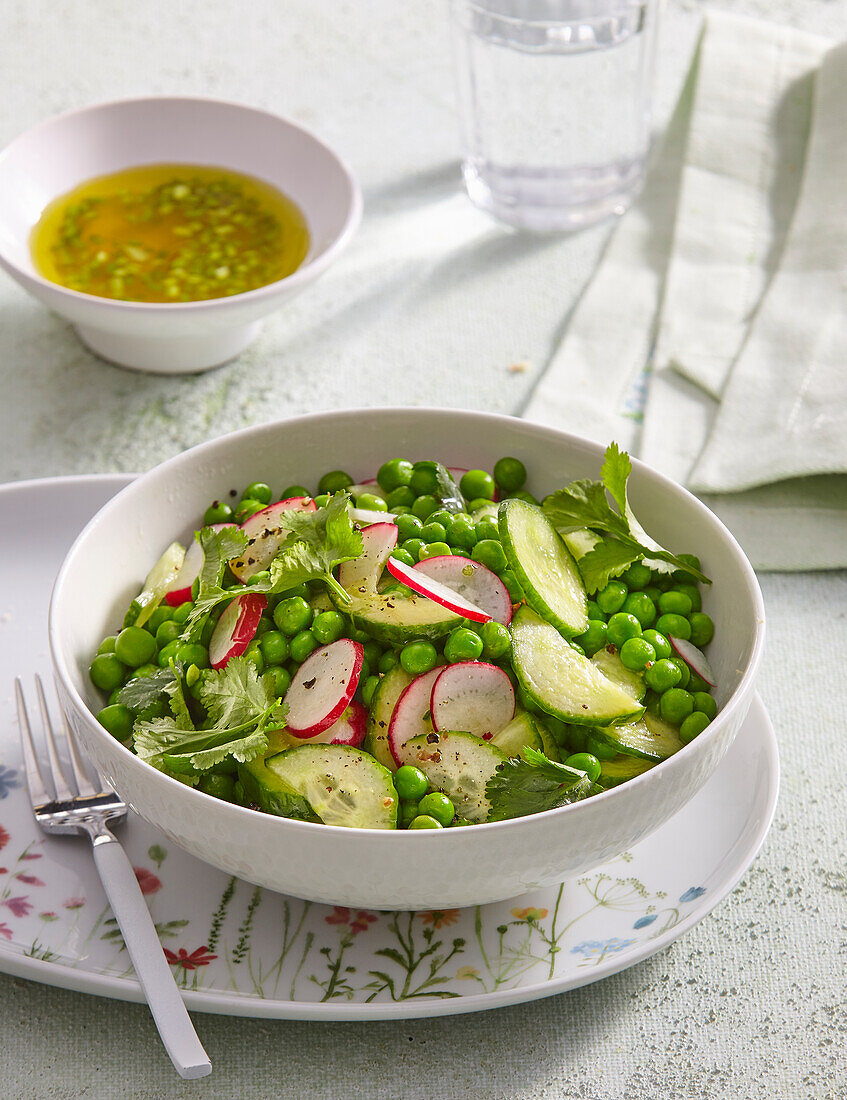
[590,648,647,703]
[597,755,655,788]
[491,711,544,757]
[363,666,412,772]
[404,730,507,823]
[589,713,685,762]
[511,606,644,728]
[498,498,588,639]
[238,756,321,823]
[331,589,461,645]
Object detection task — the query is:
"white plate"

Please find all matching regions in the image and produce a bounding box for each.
[0,476,779,1020]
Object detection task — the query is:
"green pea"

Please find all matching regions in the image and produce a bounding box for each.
[363,641,382,669]
[235,498,266,523]
[622,563,652,591]
[418,791,456,827]
[349,627,371,644]
[493,456,527,493]
[280,484,311,500]
[253,616,272,637]
[386,485,415,510]
[655,613,691,641]
[472,539,508,573]
[203,500,234,525]
[357,492,388,513]
[97,635,117,655]
[622,593,656,629]
[317,470,353,495]
[641,629,672,660]
[395,513,423,541]
[500,569,524,602]
[444,628,484,663]
[146,605,175,632]
[410,464,440,496]
[259,630,290,666]
[689,612,715,647]
[390,549,415,568]
[506,490,539,505]
[447,514,477,550]
[263,666,291,699]
[399,800,420,827]
[473,516,500,542]
[196,773,236,802]
[419,521,447,543]
[379,649,400,674]
[408,814,443,830]
[394,765,428,802]
[468,497,494,514]
[460,469,495,501]
[362,675,380,708]
[175,642,209,669]
[674,584,702,613]
[114,626,156,667]
[660,687,695,725]
[688,670,711,694]
[157,640,182,668]
[243,481,272,505]
[644,658,681,693]
[419,542,451,560]
[184,663,201,688]
[392,505,411,516]
[90,653,127,692]
[289,630,318,664]
[693,692,717,719]
[311,611,346,646]
[596,580,628,615]
[400,640,438,675]
[619,637,655,671]
[429,509,454,529]
[643,585,663,605]
[240,640,263,673]
[411,494,439,521]
[274,596,313,636]
[312,494,330,509]
[606,612,642,648]
[171,601,195,625]
[565,752,601,783]
[132,663,159,680]
[479,620,511,660]
[585,600,603,621]
[377,459,414,492]
[574,620,608,657]
[679,710,710,744]
[668,657,691,689]
[658,590,693,616]
[585,734,618,761]
[96,704,134,740]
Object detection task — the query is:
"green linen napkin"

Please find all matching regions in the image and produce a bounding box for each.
[523,10,847,570]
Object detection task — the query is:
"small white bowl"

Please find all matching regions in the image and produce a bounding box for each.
[0,96,361,373]
[49,409,765,910]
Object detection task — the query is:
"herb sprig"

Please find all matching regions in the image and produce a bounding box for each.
[486,747,591,822]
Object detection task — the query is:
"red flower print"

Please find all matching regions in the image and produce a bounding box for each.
[3,896,32,918]
[0,922,12,939]
[163,945,217,971]
[325,906,351,926]
[0,869,7,875]
[62,897,85,910]
[39,912,58,922]
[350,911,377,935]
[21,853,42,860]
[133,867,162,896]
[324,906,377,934]
[15,874,45,887]
[0,826,9,851]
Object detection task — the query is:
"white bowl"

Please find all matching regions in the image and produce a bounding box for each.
[0,97,361,373]
[49,409,765,909]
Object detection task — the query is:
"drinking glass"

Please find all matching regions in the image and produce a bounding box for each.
[450,0,660,230]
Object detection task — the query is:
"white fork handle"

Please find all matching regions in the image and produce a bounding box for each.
[90,829,212,1079]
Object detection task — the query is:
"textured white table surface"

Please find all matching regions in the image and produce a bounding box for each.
[1,1,845,1097]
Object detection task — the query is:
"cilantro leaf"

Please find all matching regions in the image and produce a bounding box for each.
[410,461,466,513]
[542,478,631,537]
[197,525,248,589]
[117,667,177,710]
[269,493,363,604]
[199,656,286,729]
[575,538,643,594]
[486,747,591,822]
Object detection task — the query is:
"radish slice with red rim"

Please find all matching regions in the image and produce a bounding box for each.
[388,667,442,766]
[413,555,512,625]
[165,522,235,606]
[338,522,398,595]
[296,698,368,747]
[285,639,364,736]
[669,636,715,686]
[385,557,491,623]
[230,497,317,582]
[351,507,397,526]
[208,592,267,670]
[430,662,515,738]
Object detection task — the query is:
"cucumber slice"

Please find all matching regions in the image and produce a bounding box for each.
[510,606,644,727]
[533,718,563,763]
[491,711,544,756]
[403,730,507,823]
[333,586,462,645]
[265,745,398,829]
[560,527,600,562]
[238,731,321,823]
[596,754,655,788]
[362,665,412,772]
[590,712,685,762]
[498,498,588,637]
[590,647,646,702]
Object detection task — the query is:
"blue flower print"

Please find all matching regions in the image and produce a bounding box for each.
[571,937,635,960]
[633,913,658,929]
[679,886,706,904]
[0,766,20,799]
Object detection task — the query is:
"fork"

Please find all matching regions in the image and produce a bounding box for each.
[15,676,212,1080]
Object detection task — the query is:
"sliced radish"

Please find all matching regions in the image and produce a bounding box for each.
[208,592,267,670]
[338,522,398,595]
[351,507,397,526]
[285,639,364,736]
[669,636,716,686]
[165,522,235,606]
[296,699,367,747]
[388,668,442,766]
[413,555,512,625]
[229,497,317,582]
[385,556,491,623]
[430,662,515,738]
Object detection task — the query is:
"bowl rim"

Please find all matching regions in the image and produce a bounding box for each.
[49,407,767,838]
[0,94,363,313]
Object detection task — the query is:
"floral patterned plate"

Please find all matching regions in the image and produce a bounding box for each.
[0,476,779,1020]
